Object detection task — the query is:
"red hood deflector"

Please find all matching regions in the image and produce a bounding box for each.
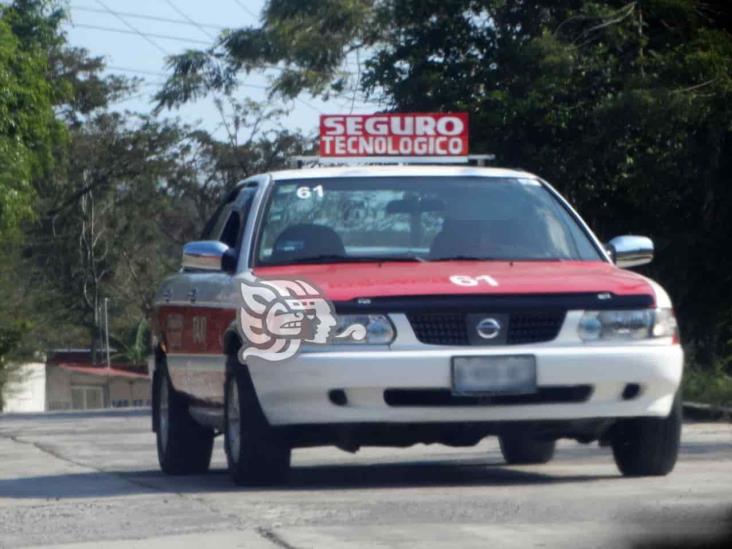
[253,260,654,304]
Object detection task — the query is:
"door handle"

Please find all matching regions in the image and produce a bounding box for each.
[162,289,172,303]
[187,288,198,303]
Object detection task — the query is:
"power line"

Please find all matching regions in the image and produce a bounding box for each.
[65,5,339,114]
[73,22,210,46]
[85,22,353,78]
[93,0,169,55]
[106,65,167,77]
[162,0,217,40]
[70,5,355,79]
[105,65,271,92]
[104,65,321,112]
[232,0,259,20]
[105,66,363,114]
[70,22,342,77]
[72,4,227,31]
[293,96,322,114]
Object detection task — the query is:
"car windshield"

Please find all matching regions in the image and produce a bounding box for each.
[255,176,602,266]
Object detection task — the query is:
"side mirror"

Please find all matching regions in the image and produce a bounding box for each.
[181,241,234,272]
[606,235,654,268]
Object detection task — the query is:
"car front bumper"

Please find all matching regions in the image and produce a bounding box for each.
[248,316,683,427]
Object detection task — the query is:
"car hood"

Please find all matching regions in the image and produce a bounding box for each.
[252,260,655,303]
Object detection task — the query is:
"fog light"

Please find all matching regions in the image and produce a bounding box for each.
[328,389,348,406]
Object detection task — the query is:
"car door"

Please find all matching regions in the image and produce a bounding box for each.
[184,183,259,404]
[156,192,236,396]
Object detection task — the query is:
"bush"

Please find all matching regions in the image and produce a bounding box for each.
[683,362,732,408]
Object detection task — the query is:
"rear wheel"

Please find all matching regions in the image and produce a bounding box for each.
[224,356,290,485]
[499,433,556,465]
[611,395,681,477]
[154,363,214,475]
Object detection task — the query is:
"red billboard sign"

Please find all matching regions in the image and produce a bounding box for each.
[319,113,469,158]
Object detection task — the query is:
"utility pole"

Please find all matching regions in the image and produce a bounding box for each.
[91,296,99,365]
[104,297,111,408]
[104,297,111,370]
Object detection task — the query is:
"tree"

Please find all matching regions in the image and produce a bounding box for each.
[0,0,65,241]
[0,0,312,407]
[155,0,373,108]
[159,0,732,369]
[0,0,67,404]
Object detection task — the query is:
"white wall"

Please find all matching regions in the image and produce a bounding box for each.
[3,363,151,412]
[46,367,151,410]
[2,362,46,413]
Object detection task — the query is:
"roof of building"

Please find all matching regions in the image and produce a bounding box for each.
[46,349,147,377]
[55,363,148,380]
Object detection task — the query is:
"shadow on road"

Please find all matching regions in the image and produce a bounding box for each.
[282,459,619,490]
[0,458,618,500]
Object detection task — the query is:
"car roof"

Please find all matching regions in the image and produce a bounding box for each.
[267,165,537,181]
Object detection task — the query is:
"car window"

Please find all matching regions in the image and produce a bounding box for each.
[219,212,240,249]
[200,184,257,250]
[200,202,228,240]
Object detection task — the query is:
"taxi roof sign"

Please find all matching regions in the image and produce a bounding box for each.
[319,113,469,160]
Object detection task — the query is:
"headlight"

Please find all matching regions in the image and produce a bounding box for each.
[334,314,395,344]
[578,308,678,342]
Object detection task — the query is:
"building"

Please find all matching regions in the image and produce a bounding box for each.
[1,350,151,413]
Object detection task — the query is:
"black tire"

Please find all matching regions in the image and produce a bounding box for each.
[611,395,681,477]
[154,362,214,475]
[499,432,556,465]
[224,355,291,485]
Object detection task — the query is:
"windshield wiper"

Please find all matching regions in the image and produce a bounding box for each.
[371,256,427,263]
[272,255,426,266]
[428,255,497,261]
[429,255,564,262]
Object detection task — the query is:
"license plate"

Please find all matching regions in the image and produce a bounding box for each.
[451,355,537,396]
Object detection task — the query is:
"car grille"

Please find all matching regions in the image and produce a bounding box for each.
[408,313,468,345]
[507,311,566,344]
[407,311,565,345]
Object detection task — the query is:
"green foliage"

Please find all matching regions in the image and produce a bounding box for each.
[0,0,310,382]
[155,0,374,108]
[22,95,308,360]
[683,362,732,408]
[111,319,150,366]
[0,1,66,399]
[51,46,139,124]
[0,1,65,241]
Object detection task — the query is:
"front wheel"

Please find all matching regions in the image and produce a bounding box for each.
[154,363,214,475]
[224,356,290,485]
[611,395,682,477]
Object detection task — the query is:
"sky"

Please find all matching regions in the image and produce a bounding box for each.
[62,0,377,138]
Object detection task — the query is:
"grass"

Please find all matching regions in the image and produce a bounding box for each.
[683,363,732,408]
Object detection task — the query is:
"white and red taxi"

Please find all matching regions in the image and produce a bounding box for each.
[151,115,682,485]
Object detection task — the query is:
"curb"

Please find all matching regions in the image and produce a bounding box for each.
[683,401,732,422]
[0,407,151,420]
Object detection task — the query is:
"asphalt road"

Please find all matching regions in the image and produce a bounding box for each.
[0,410,730,548]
